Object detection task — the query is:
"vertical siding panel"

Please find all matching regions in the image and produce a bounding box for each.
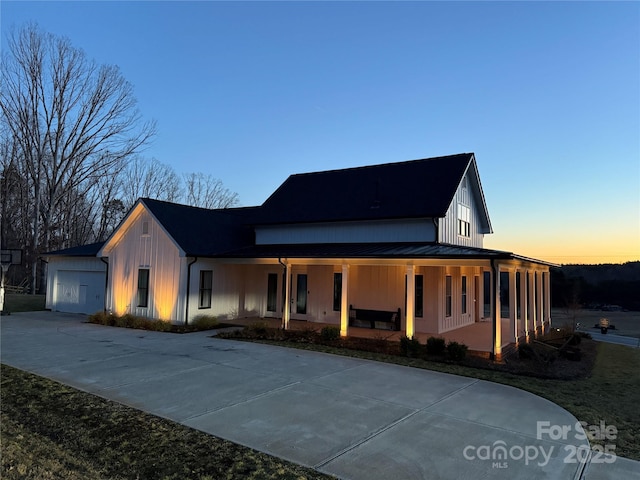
[440,174,484,248]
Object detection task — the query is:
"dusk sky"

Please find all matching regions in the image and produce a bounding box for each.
[2,1,638,265]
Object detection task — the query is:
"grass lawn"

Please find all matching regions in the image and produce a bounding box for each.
[3,294,46,313]
[1,364,333,480]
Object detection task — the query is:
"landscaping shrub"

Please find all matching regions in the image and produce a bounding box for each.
[426,336,446,356]
[320,326,340,341]
[400,336,422,358]
[246,321,271,338]
[518,342,535,360]
[518,341,557,366]
[446,341,468,361]
[192,314,219,330]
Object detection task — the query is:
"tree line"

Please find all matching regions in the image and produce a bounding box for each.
[0,24,238,293]
[551,262,640,311]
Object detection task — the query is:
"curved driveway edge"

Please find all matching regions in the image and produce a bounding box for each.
[1,312,634,480]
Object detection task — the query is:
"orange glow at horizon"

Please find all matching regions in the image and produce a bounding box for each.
[485,234,640,265]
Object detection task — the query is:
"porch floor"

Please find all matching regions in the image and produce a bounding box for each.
[229,317,517,354]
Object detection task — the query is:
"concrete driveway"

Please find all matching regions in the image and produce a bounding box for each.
[1,312,637,480]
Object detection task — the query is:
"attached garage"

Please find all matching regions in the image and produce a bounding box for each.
[44,242,107,315]
[53,270,105,314]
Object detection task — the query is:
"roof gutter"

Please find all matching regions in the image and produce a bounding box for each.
[184,257,198,325]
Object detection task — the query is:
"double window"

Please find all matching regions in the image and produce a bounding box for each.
[457,204,471,237]
[199,270,213,309]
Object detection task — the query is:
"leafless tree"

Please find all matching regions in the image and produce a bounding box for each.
[119,156,182,209]
[183,172,239,209]
[0,23,155,292]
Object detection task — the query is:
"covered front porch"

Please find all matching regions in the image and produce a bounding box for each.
[224,244,554,359]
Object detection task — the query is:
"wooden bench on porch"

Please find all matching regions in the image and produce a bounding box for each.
[349,305,401,331]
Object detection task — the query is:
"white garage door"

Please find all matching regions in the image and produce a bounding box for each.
[55,270,105,314]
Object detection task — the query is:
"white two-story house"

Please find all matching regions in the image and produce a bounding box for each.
[45,153,554,358]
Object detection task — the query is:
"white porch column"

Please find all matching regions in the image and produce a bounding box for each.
[340,264,350,337]
[283,263,291,330]
[492,262,502,359]
[509,269,518,342]
[521,270,529,340]
[544,271,552,328]
[536,270,544,334]
[406,265,416,339]
[528,271,536,336]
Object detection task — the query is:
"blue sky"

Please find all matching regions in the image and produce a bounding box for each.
[2,1,639,264]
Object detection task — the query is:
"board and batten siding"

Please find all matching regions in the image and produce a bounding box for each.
[439,174,485,248]
[105,210,186,322]
[255,218,437,245]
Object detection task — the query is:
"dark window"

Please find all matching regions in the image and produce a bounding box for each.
[296,274,307,314]
[406,274,424,318]
[483,271,491,318]
[333,273,342,311]
[500,271,510,318]
[461,276,467,314]
[415,274,424,318]
[199,270,212,309]
[445,275,452,317]
[267,273,278,312]
[137,269,149,307]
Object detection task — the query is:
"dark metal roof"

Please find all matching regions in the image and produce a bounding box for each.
[258,153,474,224]
[141,198,260,256]
[216,242,515,260]
[44,242,105,257]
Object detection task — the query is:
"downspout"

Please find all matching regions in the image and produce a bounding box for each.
[100,257,109,313]
[185,257,198,325]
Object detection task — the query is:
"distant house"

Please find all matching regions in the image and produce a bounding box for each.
[45,153,554,358]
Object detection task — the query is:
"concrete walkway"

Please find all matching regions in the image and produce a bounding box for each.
[1,312,637,480]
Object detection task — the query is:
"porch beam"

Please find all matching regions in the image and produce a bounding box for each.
[406,265,416,339]
[340,264,349,337]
